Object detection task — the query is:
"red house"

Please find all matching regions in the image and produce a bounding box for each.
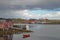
[29,19,37,24]
[0,23,5,28]
[0,18,13,29]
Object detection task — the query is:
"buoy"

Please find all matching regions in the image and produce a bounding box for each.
[23,34,30,38]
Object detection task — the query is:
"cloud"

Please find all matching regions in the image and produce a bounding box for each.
[0,9,60,19]
[14,10,40,19]
[14,10,60,19]
[56,12,60,16]
[40,11,60,19]
[0,0,60,19]
[0,0,60,10]
[15,10,33,18]
[41,14,53,18]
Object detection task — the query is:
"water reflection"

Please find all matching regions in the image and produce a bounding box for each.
[0,34,13,40]
[1,24,60,40]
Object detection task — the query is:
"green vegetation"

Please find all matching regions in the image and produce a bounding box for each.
[48,20,60,24]
[14,18,28,23]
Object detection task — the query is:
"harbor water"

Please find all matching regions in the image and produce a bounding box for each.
[1,24,60,40]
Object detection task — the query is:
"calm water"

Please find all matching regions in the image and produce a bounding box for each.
[1,24,60,40]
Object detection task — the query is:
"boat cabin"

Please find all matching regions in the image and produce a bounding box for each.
[13,23,29,30]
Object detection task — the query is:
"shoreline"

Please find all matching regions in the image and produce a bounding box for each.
[0,29,33,35]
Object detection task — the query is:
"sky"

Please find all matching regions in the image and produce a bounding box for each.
[0,0,60,19]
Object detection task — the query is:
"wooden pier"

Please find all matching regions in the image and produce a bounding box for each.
[0,24,33,35]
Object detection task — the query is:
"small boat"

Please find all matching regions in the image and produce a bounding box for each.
[23,34,30,38]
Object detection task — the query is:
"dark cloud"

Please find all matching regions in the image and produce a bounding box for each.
[0,0,60,10]
[0,0,60,18]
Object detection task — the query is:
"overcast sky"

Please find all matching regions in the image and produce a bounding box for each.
[0,0,60,19]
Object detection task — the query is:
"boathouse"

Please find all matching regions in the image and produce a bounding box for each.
[0,18,13,30]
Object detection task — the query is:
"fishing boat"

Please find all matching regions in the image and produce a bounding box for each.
[23,33,30,38]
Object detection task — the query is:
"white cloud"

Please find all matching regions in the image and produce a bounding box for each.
[1,9,60,19]
[40,11,60,19]
[16,10,30,16]
[41,14,53,18]
[56,11,60,16]
[12,10,42,19]
[13,10,60,19]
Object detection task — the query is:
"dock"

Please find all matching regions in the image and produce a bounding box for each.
[0,24,33,35]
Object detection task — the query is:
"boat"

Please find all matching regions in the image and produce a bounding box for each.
[23,33,30,38]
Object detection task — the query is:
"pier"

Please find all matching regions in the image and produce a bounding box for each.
[0,24,33,35]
